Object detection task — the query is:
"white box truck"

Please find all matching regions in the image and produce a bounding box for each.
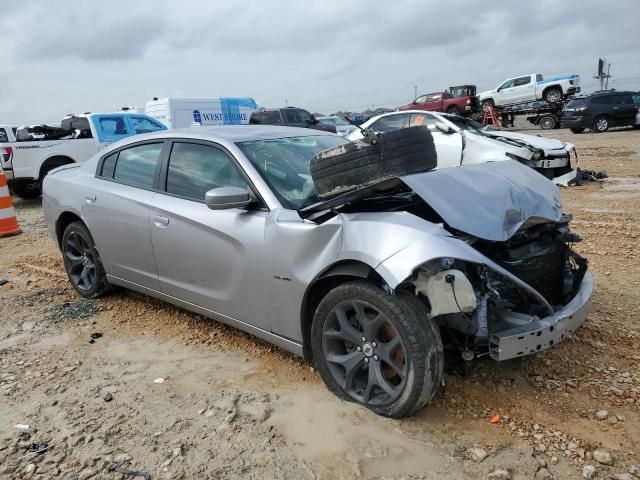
[145,97,259,129]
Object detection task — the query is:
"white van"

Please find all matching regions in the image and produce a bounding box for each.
[145,97,259,129]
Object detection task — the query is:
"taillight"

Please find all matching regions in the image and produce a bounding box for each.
[1,147,13,169]
[576,106,588,112]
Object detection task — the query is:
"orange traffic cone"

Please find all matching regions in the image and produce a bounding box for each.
[0,164,22,238]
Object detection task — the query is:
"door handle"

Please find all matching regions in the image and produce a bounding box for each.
[85,194,96,204]
[152,215,169,227]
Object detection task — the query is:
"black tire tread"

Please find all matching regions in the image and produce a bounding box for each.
[311,281,443,418]
[62,221,112,299]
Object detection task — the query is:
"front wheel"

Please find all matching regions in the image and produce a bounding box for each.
[62,221,111,298]
[538,116,556,130]
[446,106,461,116]
[481,99,494,111]
[311,281,443,418]
[592,116,609,133]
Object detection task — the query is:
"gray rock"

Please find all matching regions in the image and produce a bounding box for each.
[610,474,634,480]
[535,467,553,479]
[596,410,609,420]
[487,469,511,479]
[468,447,488,462]
[25,463,36,474]
[628,465,639,476]
[114,453,132,464]
[593,449,613,466]
[78,468,96,480]
[582,464,596,479]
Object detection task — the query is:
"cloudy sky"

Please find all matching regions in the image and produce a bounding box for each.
[1,0,638,124]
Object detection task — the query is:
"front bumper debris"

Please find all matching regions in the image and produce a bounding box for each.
[488,272,593,361]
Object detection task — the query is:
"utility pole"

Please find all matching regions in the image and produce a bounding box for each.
[414,85,418,100]
[594,58,612,91]
[285,99,288,107]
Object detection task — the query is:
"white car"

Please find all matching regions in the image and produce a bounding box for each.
[345,110,579,185]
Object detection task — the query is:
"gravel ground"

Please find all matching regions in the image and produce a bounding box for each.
[1,126,639,479]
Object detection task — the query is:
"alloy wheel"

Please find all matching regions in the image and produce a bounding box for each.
[596,118,608,131]
[546,90,561,103]
[321,300,408,406]
[64,231,96,292]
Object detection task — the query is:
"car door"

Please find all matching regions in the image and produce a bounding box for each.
[86,141,167,290]
[413,94,429,111]
[493,78,515,105]
[511,75,535,103]
[615,94,638,126]
[283,108,305,128]
[409,113,462,168]
[148,140,270,329]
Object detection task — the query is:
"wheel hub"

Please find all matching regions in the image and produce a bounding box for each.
[362,342,374,357]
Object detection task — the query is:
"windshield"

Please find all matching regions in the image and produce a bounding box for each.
[236,135,349,210]
[445,115,495,132]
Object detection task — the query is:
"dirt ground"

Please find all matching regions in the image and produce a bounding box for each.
[1,126,639,480]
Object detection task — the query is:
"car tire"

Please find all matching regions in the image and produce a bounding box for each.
[569,127,585,134]
[62,221,112,299]
[446,106,461,116]
[538,116,556,130]
[544,88,563,103]
[10,182,42,199]
[310,126,437,198]
[481,99,494,111]
[311,281,444,418]
[592,116,609,133]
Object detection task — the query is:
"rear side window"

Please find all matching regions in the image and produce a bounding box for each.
[513,76,531,87]
[566,98,588,107]
[166,143,247,201]
[60,117,93,138]
[0,129,7,143]
[113,143,163,189]
[591,96,613,105]
[100,152,118,178]
[129,117,165,134]
[410,113,438,131]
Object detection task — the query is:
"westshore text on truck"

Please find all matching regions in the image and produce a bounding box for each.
[145,97,259,129]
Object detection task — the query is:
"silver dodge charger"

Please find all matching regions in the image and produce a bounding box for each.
[43,125,593,418]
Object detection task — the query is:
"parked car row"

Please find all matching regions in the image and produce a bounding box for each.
[560,90,640,133]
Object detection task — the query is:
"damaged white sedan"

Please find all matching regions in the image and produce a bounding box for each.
[43,126,592,418]
[346,110,581,186]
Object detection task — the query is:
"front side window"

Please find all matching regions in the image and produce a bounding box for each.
[112,143,163,189]
[237,135,348,210]
[166,143,247,201]
[130,117,165,134]
[284,109,301,123]
[99,117,129,137]
[409,113,439,131]
[297,109,313,123]
[0,129,7,143]
[498,79,514,90]
[415,95,428,103]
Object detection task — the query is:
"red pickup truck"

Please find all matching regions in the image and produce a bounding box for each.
[397,85,479,116]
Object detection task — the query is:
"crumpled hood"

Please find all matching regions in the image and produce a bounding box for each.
[402,160,563,241]
[481,130,566,151]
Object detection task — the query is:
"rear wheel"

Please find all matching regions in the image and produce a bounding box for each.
[446,106,461,116]
[538,116,556,130]
[570,127,585,134]
[62,222,111,298]
[592,116,609,133]
[544,88,563,103]
[311,281,443,418]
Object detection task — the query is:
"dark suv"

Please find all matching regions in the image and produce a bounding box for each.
[249,107,337,133]
[560,91,639,133]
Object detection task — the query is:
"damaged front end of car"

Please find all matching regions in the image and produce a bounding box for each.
[402,219,591,361]
[347,160,595,362]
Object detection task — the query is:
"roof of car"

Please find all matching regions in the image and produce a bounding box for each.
[119,125,336,144]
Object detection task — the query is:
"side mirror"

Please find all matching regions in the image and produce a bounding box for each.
[205,187,253,210]
[435,122,455,134]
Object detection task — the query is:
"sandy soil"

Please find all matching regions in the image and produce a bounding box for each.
[1,126,639,479]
